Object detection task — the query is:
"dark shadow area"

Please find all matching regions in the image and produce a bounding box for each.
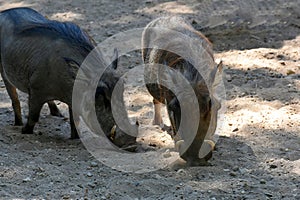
[182,0,300,51]
[197,22,300,52]
[240,126,300,162]
[223,67,299,103]
[3,0,299,52]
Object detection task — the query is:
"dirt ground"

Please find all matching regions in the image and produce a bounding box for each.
[0,0,299,199]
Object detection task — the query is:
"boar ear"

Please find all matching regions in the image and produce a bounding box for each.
[211,60,223,88]
[110,48,118,70]
[95,82,109,99]
[63,57,80,67]
[63,57,80,78]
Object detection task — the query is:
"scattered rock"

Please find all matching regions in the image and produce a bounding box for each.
[232,166,239,171]
[265,193,273,197]
[232,128,239,132]
[270,164,277,169]
[22,177,31,182]
[229,172,237,177]
[88,183,96,188]
[163,149,172,158]
[90,162,98,168]
[287,70,295,75]
[62,195,70,200]
[260,179,266,184]
[86,172,93,177]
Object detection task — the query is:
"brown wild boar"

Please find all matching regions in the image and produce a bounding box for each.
[142,16,222,166]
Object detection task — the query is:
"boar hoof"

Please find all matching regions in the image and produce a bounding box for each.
[50,110,64,118]
[186,158,211,167]
[70,131,79,139]
[21,125,33,134]
[204,150,213,161]
[120,144,138,152]
[14,120,23,126]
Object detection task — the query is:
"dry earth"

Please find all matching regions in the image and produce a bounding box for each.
[0,0,299,199]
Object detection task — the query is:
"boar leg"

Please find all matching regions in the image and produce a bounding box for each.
[1,77,23,126]
[47,101,63,117]
[180,115,211,166]
[153,99,163,126]
[21,94,44,134]
[68,107,79,139]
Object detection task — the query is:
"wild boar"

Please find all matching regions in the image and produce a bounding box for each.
[0,7,137,148]
[142,16,222,166]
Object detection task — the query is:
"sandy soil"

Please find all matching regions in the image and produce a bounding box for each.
[0,0,299,199]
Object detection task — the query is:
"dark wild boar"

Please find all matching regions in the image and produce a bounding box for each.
[142,16,222,166]
[0,7,137,148]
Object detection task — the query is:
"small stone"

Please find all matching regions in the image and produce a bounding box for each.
[86,172,93,177]
[265,193,273,197]
[223,168,230,172]
[260,179,266,184]
[287,70,295,75]
[154,174,162,179]
[22,177,31,182]
[163,150,171,158]
[232,128,239,132]
[90,162,98,167]
[62,195,70,199]
[239,168,247,174]
[88,183,96,188]
[229,172,237,177]
[280,61,286,66]
[176,169,186,175]
[270,164,277,169]
[232,166,239,171]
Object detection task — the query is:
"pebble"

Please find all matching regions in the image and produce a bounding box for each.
[232,166,239,171]
[229,172,237,177]
[265,193,273,197]
[154,174,162,179]
[260,179,266,184]
[177,169,187,175]
[239,168,248,174]
[22,177,31,182]
[62,195,70,199]
[88,183,96,188]
[232,128,239,132]
[90,162,98,167]
[269,164,277,169]
[163,150,172,158]
[86,172,93,177]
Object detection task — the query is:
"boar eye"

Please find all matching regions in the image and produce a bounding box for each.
[208,99,212,109]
